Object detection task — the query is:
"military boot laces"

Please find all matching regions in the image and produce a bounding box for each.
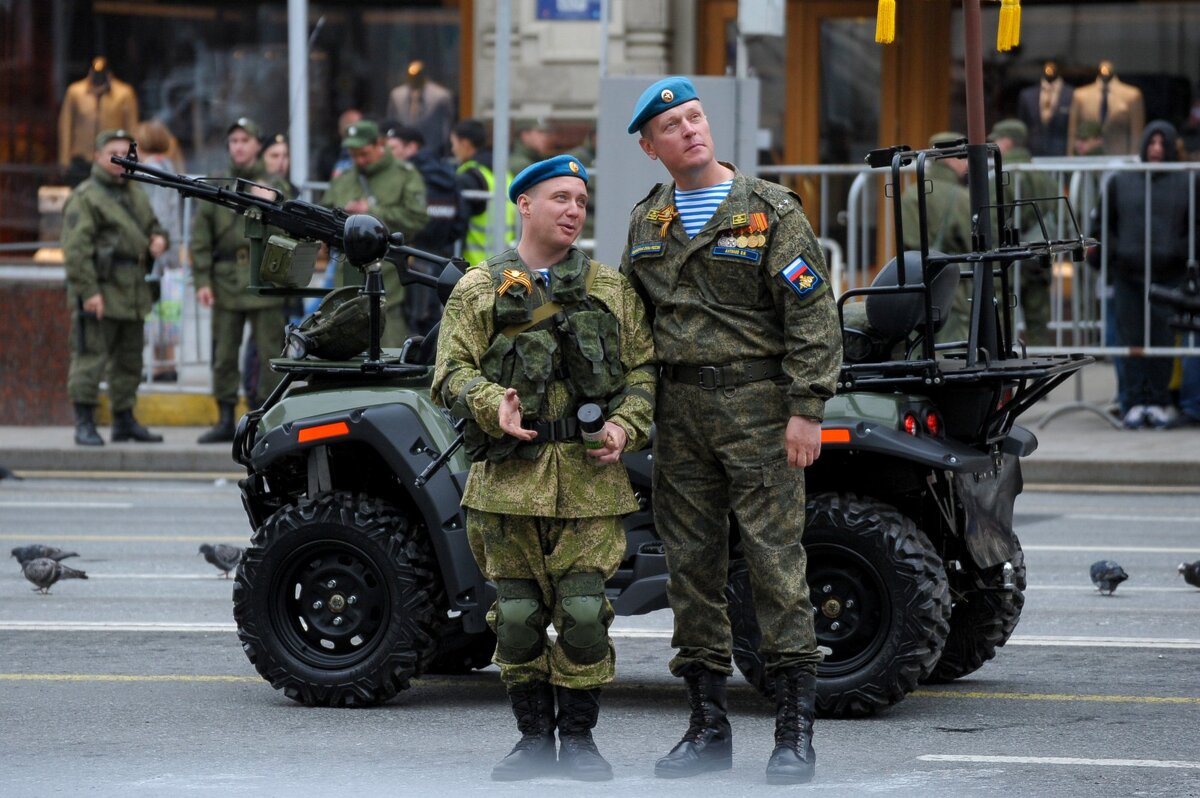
[111,410,163,443]
[197,402,236,444]
[654,667,733,778]
[73,404,103,447]
[765,668,816,785]
[555,687,612,782]
[491,681,557,782]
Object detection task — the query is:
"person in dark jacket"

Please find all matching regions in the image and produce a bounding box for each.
[1105,120,1198,429]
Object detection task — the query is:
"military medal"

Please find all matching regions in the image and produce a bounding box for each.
[496,268,533,296]
[736,235,749,247]
[718,235,737,247]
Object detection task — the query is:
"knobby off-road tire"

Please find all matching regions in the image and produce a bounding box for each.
[924,538,1026,684]
[727,492,951,718]
[233,492,439,707]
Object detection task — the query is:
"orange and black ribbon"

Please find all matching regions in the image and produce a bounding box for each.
[496,268,532,296]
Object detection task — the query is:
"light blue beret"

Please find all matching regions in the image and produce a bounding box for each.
[508,154,589,203]
[627,76,699,135]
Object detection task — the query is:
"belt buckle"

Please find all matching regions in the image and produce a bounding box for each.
[697,365,720,390]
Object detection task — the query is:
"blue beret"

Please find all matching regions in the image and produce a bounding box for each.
[508,154,589,203]
[627,76,699,135]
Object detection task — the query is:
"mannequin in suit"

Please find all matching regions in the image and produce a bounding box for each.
[387,60,454,157]
[1068,60,1145,156]
[1017,60,1074,156]
[58,57,139,169]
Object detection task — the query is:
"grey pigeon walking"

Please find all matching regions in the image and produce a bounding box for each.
[12,545,80,566]
[22,557,88,594]
[199,543,244,578]
[1178,560,1200,589]
[1090,560,1129,595]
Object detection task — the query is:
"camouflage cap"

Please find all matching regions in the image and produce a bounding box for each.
[988,118,1027,145]
[929,131,967,147]
[227,117,263,140]
[342,120,381,149]
[95,128,134,150]
[515,117,549,134]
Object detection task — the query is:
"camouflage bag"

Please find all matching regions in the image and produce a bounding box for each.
[286,286,383,361]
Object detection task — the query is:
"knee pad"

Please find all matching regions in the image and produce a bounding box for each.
[556,572,611,665]
[494,579,547,664]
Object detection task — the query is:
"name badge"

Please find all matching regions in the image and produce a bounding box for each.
[630,241,664,259]
[711,246,761,264]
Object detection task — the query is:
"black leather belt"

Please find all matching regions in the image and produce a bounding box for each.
[662,358,783,390]
[521,417,579,441]
[113,257,140,268]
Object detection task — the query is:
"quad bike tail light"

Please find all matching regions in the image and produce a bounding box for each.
[903,412,920,436]
[924,410,943,437]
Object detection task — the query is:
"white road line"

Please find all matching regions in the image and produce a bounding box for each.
[1023,544,1200,553]
[83,574,228,580]
[0,501,134,509]
[1062,513,1200,523]
[1024,585,1197,593]
[1005,635,1200,649]
[919,754,1200,770]
[0,621,236,632]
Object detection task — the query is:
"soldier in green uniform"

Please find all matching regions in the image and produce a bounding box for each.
[63,129,169,446]
[508,117,550,177]
[432,155,655,782]
[192,118,287,443]
[621,77,841,785]
[899,131,975,344]
[321,119,428,348]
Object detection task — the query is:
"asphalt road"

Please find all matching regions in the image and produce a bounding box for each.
[2,477,1200,797]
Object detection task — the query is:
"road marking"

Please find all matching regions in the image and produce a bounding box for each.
[0,673,258,684]
[919,754,1200,769]
[0,501,134,509]
[1024,585,1197,593]
[1063,513,1199,523]
[83,574,231,580]
[1005,635,1200,649]
[0,621,236,632]
[1024,483,1200,494]
[14,470,242,482]
[1023,544,1200,554]
[913,690,1200,705]
[0,533,246,543]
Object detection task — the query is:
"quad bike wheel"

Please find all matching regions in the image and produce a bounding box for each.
[728,492,951,717]
[233,492,439,706]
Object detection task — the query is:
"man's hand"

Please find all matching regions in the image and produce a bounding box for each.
[148,234,167,259]
[497,388,538,441]
[82,293,105,320]
[196,286,214,307]
[785,415,822,468]
[586,421,628,465]
[344,199,370,215]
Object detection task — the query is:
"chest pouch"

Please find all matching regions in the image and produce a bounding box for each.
[558,309,624,402]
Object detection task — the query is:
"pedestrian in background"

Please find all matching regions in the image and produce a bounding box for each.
[63,129,168,446]
[508,117,551,177]
[451,119,514,266]
[621,77,841,785]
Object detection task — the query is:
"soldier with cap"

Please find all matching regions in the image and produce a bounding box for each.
[322,118,428,348]
[509,117,551,177]
[432,154,656,782]
[622,76,840,785]
[63,129,169,446]
[191,117,288,443]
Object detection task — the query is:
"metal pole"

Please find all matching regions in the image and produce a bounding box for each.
[599,0,610,79]
[962,0,996,365]
[287,0,310,190]
[490,0,513,258]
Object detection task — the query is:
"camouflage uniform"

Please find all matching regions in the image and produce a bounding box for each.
[191,159,287,405]
[63,163,167,411]
[322,151,428,348]
[432,246,655,688]
[620,165,841,678]
[998,146,1060,346]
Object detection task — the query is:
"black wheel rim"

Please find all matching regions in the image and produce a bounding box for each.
[270,538,392,670]
[806,542,890,678]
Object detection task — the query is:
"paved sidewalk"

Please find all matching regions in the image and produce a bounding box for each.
[3,360,1199,485]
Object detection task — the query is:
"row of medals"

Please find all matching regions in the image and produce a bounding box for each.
[717,233,766,248]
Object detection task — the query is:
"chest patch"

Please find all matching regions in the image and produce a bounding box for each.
[711,246,762,264]
[629,241,665,260]
[780,256,823,299]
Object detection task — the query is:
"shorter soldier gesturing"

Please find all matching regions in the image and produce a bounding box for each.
[432,155,655,782]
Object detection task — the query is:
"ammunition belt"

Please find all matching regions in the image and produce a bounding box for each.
[662,358,783,390]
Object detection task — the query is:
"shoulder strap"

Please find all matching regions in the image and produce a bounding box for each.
[499,260,600,338]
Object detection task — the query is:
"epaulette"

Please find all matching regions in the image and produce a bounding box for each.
[752,179,804,215]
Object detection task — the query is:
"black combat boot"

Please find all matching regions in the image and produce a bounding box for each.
[73,403,104,447]
[491,681,557,781]
[654,665,733,778]
[111,409,164,443]
[555,686,613,781]
[197,402,236,444]
[765,668,817,784]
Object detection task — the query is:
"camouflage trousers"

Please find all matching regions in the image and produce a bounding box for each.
[1017,258,1052,347]
[67,315,145,412]
[466,509,624,689]
[653,377,821,678]
[210,304,285,405]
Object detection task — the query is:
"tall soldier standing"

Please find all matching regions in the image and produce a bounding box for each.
[432,155,655,782]
[192,117,287,443]
[63,129,168,446]
[621,77,841,784]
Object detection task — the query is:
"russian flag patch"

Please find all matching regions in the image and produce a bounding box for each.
[780,256,823,299]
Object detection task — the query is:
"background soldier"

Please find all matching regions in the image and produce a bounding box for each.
[432,155,655,782]
[621,77,841,785]
[191,117,286,443]
[322,119,428,347]
[451,119,515,266]
[63,129,168,446]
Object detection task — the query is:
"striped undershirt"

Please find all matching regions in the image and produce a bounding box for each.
[674,180,733,238]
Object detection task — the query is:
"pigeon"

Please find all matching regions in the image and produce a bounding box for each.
[199,543,244,578]
[12,545,80,566]
[1090,560,1129,595]
[0,465,21,480]
[1178,560,1200,589]
[22,557,88,594]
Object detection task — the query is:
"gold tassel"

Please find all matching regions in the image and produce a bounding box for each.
[997,0,1021,52]
[875,0,896,44]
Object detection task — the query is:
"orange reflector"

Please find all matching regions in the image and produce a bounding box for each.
[821,428,851,444]
[297,421,350,443]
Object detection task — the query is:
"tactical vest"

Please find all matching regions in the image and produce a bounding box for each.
[457,160,515,266]
[460,249,625,463]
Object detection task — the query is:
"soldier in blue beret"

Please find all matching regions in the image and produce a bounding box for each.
[621,76,841,784]
[433,156,656,781]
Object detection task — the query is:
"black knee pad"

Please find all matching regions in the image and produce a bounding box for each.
[556,572,612,665]
[494,578,547,664]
